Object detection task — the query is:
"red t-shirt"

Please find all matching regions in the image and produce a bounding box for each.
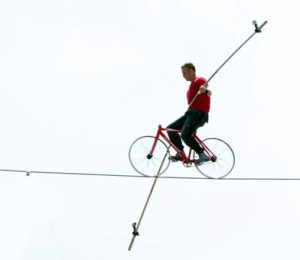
[187,77,210,113]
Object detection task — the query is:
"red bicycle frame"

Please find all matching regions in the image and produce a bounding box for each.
[149,125,216,163]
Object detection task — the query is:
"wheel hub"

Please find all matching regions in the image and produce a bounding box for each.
[147,154,153,160]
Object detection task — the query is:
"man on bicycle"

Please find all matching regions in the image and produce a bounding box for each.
[167,63,211,164]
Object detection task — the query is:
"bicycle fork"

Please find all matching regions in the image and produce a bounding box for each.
[147,126,162,160]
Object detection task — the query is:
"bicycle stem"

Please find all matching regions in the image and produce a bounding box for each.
[189,20,268,108]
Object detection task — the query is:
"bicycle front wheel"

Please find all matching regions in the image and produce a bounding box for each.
[193,138,235,179]
[129,136,170,177]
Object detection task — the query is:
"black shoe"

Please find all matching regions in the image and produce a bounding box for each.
[170,151,186,162]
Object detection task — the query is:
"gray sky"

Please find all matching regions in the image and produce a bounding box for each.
[1,0,300,259]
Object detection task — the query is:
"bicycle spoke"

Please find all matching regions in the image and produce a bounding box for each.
[194,138,235,178]
[129,136,170,177]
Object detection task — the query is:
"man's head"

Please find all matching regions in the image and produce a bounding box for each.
[181,63,196,82]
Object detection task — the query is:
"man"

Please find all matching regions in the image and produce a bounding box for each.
[167,63,211,164]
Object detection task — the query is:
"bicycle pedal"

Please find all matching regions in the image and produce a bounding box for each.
[169,156,183,162]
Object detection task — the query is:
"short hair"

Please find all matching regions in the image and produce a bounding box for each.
[181,63,196,72]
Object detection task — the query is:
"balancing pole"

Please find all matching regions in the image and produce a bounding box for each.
[128,146,170,251]
[189,20,268,107]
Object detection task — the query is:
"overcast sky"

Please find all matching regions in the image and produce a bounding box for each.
[1,0,300,259]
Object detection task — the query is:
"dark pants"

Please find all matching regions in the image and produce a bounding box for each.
[167,109,208,155]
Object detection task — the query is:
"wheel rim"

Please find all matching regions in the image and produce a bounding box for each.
[129,136,170,177]
[194,138,235,179]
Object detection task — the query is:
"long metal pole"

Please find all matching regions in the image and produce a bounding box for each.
[128,146,170,251]
[189,20,268,107]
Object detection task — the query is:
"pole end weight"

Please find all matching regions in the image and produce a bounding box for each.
[253,20,268,33]
[132,222,139,236]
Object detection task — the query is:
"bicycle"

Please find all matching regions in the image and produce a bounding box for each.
[129,125,235,179]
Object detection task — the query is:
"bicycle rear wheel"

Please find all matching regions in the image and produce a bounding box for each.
[129,136,170,177]
[193,138,235,179]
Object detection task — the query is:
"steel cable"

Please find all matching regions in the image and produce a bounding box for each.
[1,168,300,181]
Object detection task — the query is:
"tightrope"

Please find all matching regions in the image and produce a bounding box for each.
[1,169,300,181]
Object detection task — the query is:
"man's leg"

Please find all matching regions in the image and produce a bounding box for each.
[181,111,206,155]
[167,115,186,151]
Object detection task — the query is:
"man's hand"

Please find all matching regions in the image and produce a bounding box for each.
[197,84,212,96]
